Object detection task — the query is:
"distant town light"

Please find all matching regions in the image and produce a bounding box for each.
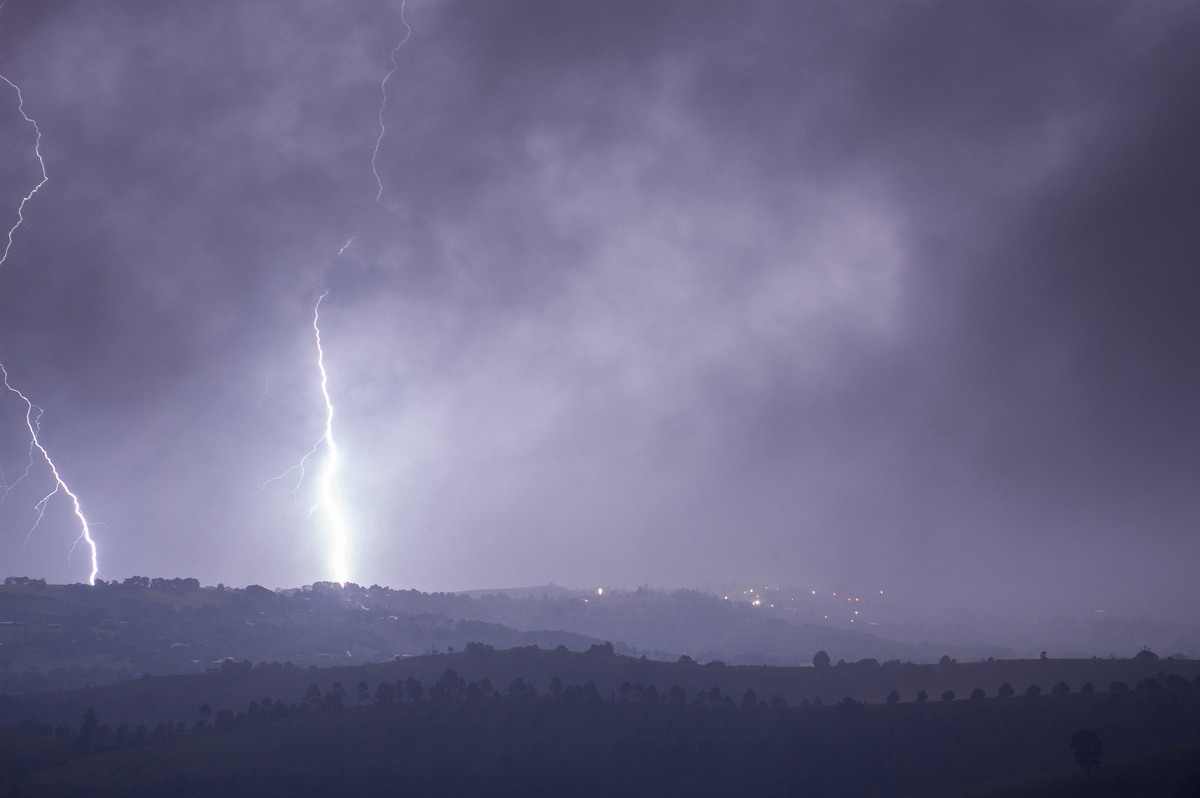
[596,588,603,596]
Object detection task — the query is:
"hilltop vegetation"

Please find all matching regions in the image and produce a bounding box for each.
[1,578,1020,694]
[0,578,606,693]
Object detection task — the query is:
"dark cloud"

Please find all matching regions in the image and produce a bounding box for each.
[1,0,1197,623]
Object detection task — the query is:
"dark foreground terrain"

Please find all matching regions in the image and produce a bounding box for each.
[4,580,1200,795]
[3,646,1200,796]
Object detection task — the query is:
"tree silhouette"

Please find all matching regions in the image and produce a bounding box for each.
[886,690,900,705]
[324,682,346,710]
[374,682,396,705]
[812,650,831,669]
[1165,674,1191,692]
[76,707,98,754]
[1070,729,1103,778]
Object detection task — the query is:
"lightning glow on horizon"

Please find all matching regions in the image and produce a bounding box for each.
[1,69,101,584]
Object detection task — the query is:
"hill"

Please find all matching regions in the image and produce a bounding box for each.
[1,578,1024,695]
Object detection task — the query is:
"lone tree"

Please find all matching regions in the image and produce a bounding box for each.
[1070,729,1103,778]
[812,650,831,669]
[76,707,99,754]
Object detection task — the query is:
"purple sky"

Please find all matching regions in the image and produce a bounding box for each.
[1,1,1198,621]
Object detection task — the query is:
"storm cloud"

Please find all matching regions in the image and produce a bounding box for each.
[1,0,1197,622]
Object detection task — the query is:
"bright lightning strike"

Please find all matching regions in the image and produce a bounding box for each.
[1,366,100,585]
[372,0,412,203]
[310,293,350,584]
[263,8,412,583]
[261,294,351,584]
[1,69,101,584]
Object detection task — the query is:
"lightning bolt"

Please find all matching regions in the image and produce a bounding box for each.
[259,294,350,584]
[263,7,412,584]
[1,367,100,584]
[1,68,101,584]
[1,74,48,269]
[372,0,412,203]
[310,293,350,584]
